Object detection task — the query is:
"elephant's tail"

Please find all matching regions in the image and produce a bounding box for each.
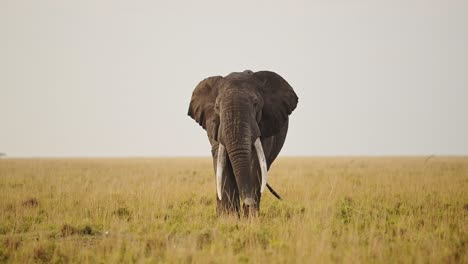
[267,183,282,200]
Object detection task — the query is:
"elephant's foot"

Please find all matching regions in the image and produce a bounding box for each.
[216,195,240,217]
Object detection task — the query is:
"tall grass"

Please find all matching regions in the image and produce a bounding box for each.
[0,157,467,263]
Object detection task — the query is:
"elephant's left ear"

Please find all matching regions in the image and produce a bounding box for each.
[188,76,223,140]
[255,71,298,138]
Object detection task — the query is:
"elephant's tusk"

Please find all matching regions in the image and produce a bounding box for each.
[216,144,226,200]
[254,138,268,193]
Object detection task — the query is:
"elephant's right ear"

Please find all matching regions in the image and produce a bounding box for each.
[188,76,223,141]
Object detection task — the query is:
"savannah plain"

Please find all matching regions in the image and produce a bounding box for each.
[0,157,467,263]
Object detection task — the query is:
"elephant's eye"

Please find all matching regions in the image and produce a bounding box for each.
[253,98,258,108]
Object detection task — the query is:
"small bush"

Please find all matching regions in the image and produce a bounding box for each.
[113,207,132,221]
[33,242,55,263]
[22,198,39,208]
[60,224,95,237]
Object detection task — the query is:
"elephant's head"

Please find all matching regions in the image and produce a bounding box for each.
[188,70,298,211]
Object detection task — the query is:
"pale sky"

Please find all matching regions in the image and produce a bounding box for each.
[1,0,467,157]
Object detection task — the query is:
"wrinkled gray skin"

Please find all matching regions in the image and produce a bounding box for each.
[188,70,298,217]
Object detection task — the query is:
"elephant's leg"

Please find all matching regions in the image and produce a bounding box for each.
[211,141,240,216]
[216,160,240,216]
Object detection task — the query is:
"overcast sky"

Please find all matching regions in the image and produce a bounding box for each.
[1,0,467,157]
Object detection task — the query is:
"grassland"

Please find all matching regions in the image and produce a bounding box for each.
[0,157,467,263]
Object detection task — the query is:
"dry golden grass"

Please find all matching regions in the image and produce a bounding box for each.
[0,157,467,263]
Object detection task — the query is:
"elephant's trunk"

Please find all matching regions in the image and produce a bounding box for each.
[220,104,259,205]
[225,130,257,204]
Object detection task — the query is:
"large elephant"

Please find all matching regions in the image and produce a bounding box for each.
[188,70,298,216]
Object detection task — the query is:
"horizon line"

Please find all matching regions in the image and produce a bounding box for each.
[1,154,467,159]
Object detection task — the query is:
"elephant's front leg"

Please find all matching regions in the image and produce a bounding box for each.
[211,141,240,216]
[216,160,240,216]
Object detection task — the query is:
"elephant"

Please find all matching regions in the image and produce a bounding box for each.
[188,70,298,217]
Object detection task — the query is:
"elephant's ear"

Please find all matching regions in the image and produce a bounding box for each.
[255,71,298,138]
[188,76,223,140]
